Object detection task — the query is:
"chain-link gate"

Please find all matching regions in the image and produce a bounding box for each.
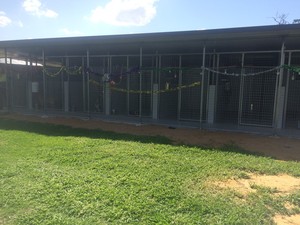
[11,65,27,109]
[45,58,64,111]
[128,56,140,116]
[140,56,153,117]
[68,57,84,112]
[180,55,203,121]
[216,54,242,123]
[89,56,106,113]
[240,53,279,127]
[0,64,6,110]
[159,55,179,120]
[110,56,128,115]
[215,53,280,127]
[285,52,300,129]
[31,66,44,110]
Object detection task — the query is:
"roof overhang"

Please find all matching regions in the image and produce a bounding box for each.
[1,24,300,60]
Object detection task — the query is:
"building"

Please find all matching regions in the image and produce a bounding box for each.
[0,24,300,132]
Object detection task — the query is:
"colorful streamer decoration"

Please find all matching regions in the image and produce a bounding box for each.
[43,66,82,77]
[111,81,201,94]
[38,64,300,79]
[283,65,300,74]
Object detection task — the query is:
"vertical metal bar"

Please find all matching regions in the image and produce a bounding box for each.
[199,45,206,128]
[10,57,13,109]
[150,56,154,115]
[214,53,220,122]
[282,51,292,128]
[206,54,212,121]
[273,41,285,130]
[86,50,90,116]
[66,57,70,113]
[238,53,245,126]
[102,57,106,114]
[42,49,46,113]
[158,55,161,119]
[25,57,28,110]
[4,48,9,110]
[272,68,280,130]
[108,55,112,115]
[139,47,143,120]
[61,57,64,111]
[82,56,86,112]
[126,56,130,115]
[177,55,182,120]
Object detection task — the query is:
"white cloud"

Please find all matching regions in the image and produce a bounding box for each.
[0,11,12,27]
[87,0,159,26]
[22,0,58,18]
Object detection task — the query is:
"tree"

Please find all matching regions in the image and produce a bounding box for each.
[273,12,300,25]
[293,19,300,24]
[273,12,289,24]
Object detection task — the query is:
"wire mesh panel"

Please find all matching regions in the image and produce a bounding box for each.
[110,56,128,115]
[89,56,106,113]
[159,55,179,120]
[241,53,279,126]
[68,57,84,112]
[180,55,202,121]
[0,65,7,110]
[31,66,44,110]
[44,58,63,111]
[128,56,140,116]
[11,64,28,108]
[285,52,300,128]
[141,56,153,117]
[216,54,242,123]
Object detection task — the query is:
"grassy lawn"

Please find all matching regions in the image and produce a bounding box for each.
[0,118,300,225]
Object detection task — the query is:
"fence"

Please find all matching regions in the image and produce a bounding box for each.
[1,51,300,131]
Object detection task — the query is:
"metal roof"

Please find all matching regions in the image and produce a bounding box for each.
[1,24,300,59]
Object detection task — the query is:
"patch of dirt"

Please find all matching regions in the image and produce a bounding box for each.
[214,174,300,196]
[273,214,300,225]
[1,113,300,161]
[214,173,300,225]
[284,202,298,211]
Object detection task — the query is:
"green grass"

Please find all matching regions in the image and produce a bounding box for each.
[0,118,299,225]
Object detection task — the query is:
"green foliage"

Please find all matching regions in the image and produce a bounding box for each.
[0,118,299,224]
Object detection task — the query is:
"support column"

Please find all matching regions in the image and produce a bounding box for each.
[282,52,292,128]
[86,50,90,115]
[207,53,217,124]
[4,48,9,110]
[42,49,46,112]
[152,54,159,120]
[177,55,182,120]
[64,57,69,112]
[27,58,33,110]
[274,41,286,129]
[126,56,130,115]
[139,47,143,119]
[104,56,111,115]
[82,57,86,112]
[238,53,245,125]
[200,45,206,128]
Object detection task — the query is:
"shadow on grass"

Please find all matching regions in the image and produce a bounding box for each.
[0,118,172,145]
[0,118,265,158]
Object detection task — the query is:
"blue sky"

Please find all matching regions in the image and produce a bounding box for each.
[0,0,299,41]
